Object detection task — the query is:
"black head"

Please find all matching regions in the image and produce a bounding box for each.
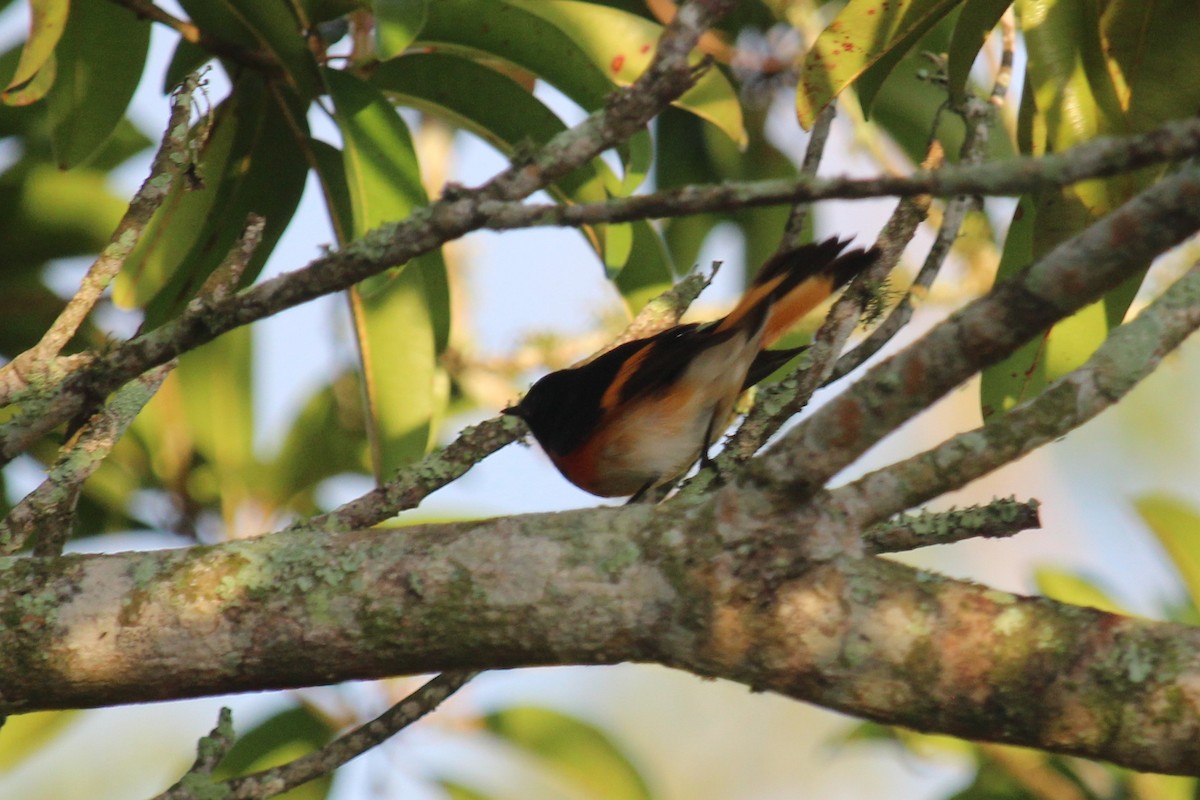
[505,360,616,457]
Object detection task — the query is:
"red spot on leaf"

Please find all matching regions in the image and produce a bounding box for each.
[640,44,651,54]
[612,54,626,73]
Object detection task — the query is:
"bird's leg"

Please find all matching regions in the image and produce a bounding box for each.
[698,410,722,477]
[626,480,657,505]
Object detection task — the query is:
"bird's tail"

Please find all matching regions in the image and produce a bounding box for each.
[717,237,880,348]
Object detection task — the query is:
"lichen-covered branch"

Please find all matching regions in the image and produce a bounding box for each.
[472,116,1200,230]
[0,73,200,404]
[1,492,1197,776]
[0,363,175,557]
[836,259,1200,527]
[864,498,1041,554]
[758,160,1200,497]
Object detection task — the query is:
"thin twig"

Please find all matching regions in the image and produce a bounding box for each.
[864,498,1040,554]
[155,671,476,800]
[777,103,836,252]
[0,73,201,396]
[0,362,176,557]
[828,84,1001,383]
[698,143,941,480]
[466,117,1200,230]
[154,707,236,799]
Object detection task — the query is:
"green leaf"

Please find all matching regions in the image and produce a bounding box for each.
[979,195,1036,419]
[374,0,429,59]
[215,706,335,800]
[175,327,256,524]
[371,51,638,284]
[509,0,745,148]
[981,0,1170,420]
[46,0,150,168]
[268,372,370,511]
[1101,0,1200,133]
[0,710,78,770]
[0,162,127,266]
[614,219,674,313]
[325,67,449,479]
[854,1,961,118]
[947,0,1012,103]
[1134,494,1200,606]
[436,780,498,800]
[486,706,652,800]
[2,0,67,104]
[178,0,321,97]
[418,0,744,192]
[795,0,960,129]
[1033,567,1127,615]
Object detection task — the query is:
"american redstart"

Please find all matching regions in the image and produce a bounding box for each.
[505,237,880,500]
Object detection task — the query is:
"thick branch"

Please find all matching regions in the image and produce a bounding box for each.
[1,496,1197,775]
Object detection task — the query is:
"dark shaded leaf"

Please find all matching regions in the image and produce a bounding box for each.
[46,0,150,168]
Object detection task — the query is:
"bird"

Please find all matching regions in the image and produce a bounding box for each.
[504,237,880,500]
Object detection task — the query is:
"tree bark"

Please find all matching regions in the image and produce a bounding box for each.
[3,489,1198,776]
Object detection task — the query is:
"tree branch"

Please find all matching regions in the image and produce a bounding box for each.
[156,672,476,800]
[756,160,1200,498]
[864,498,1041,554]
[0,73,201,402]
[1,494,1197,775]
[835,257,1200,527]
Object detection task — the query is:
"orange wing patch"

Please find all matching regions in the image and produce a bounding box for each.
[600,341,653,412]
[761,274,836,348]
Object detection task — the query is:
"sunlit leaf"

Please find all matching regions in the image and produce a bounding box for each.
[795,0,960,129]
[1134,494,1200,606]
[510,0,745,148]
[2,0,67,103]
[854,1,960,118]
[2,50,55,107]
[418,0,744,196]
[374,0,429,59]
[437,780,498,800]
[981,0,1174,419]
[325,67,449,479]
[176,327,256,525]
[486,706,652,800]
[0,710,78,771]
[371,51,646,292]
[1033,567,1127,615]
[46,0,150,168]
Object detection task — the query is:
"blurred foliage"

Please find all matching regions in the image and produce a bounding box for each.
[2,0,1199,797]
